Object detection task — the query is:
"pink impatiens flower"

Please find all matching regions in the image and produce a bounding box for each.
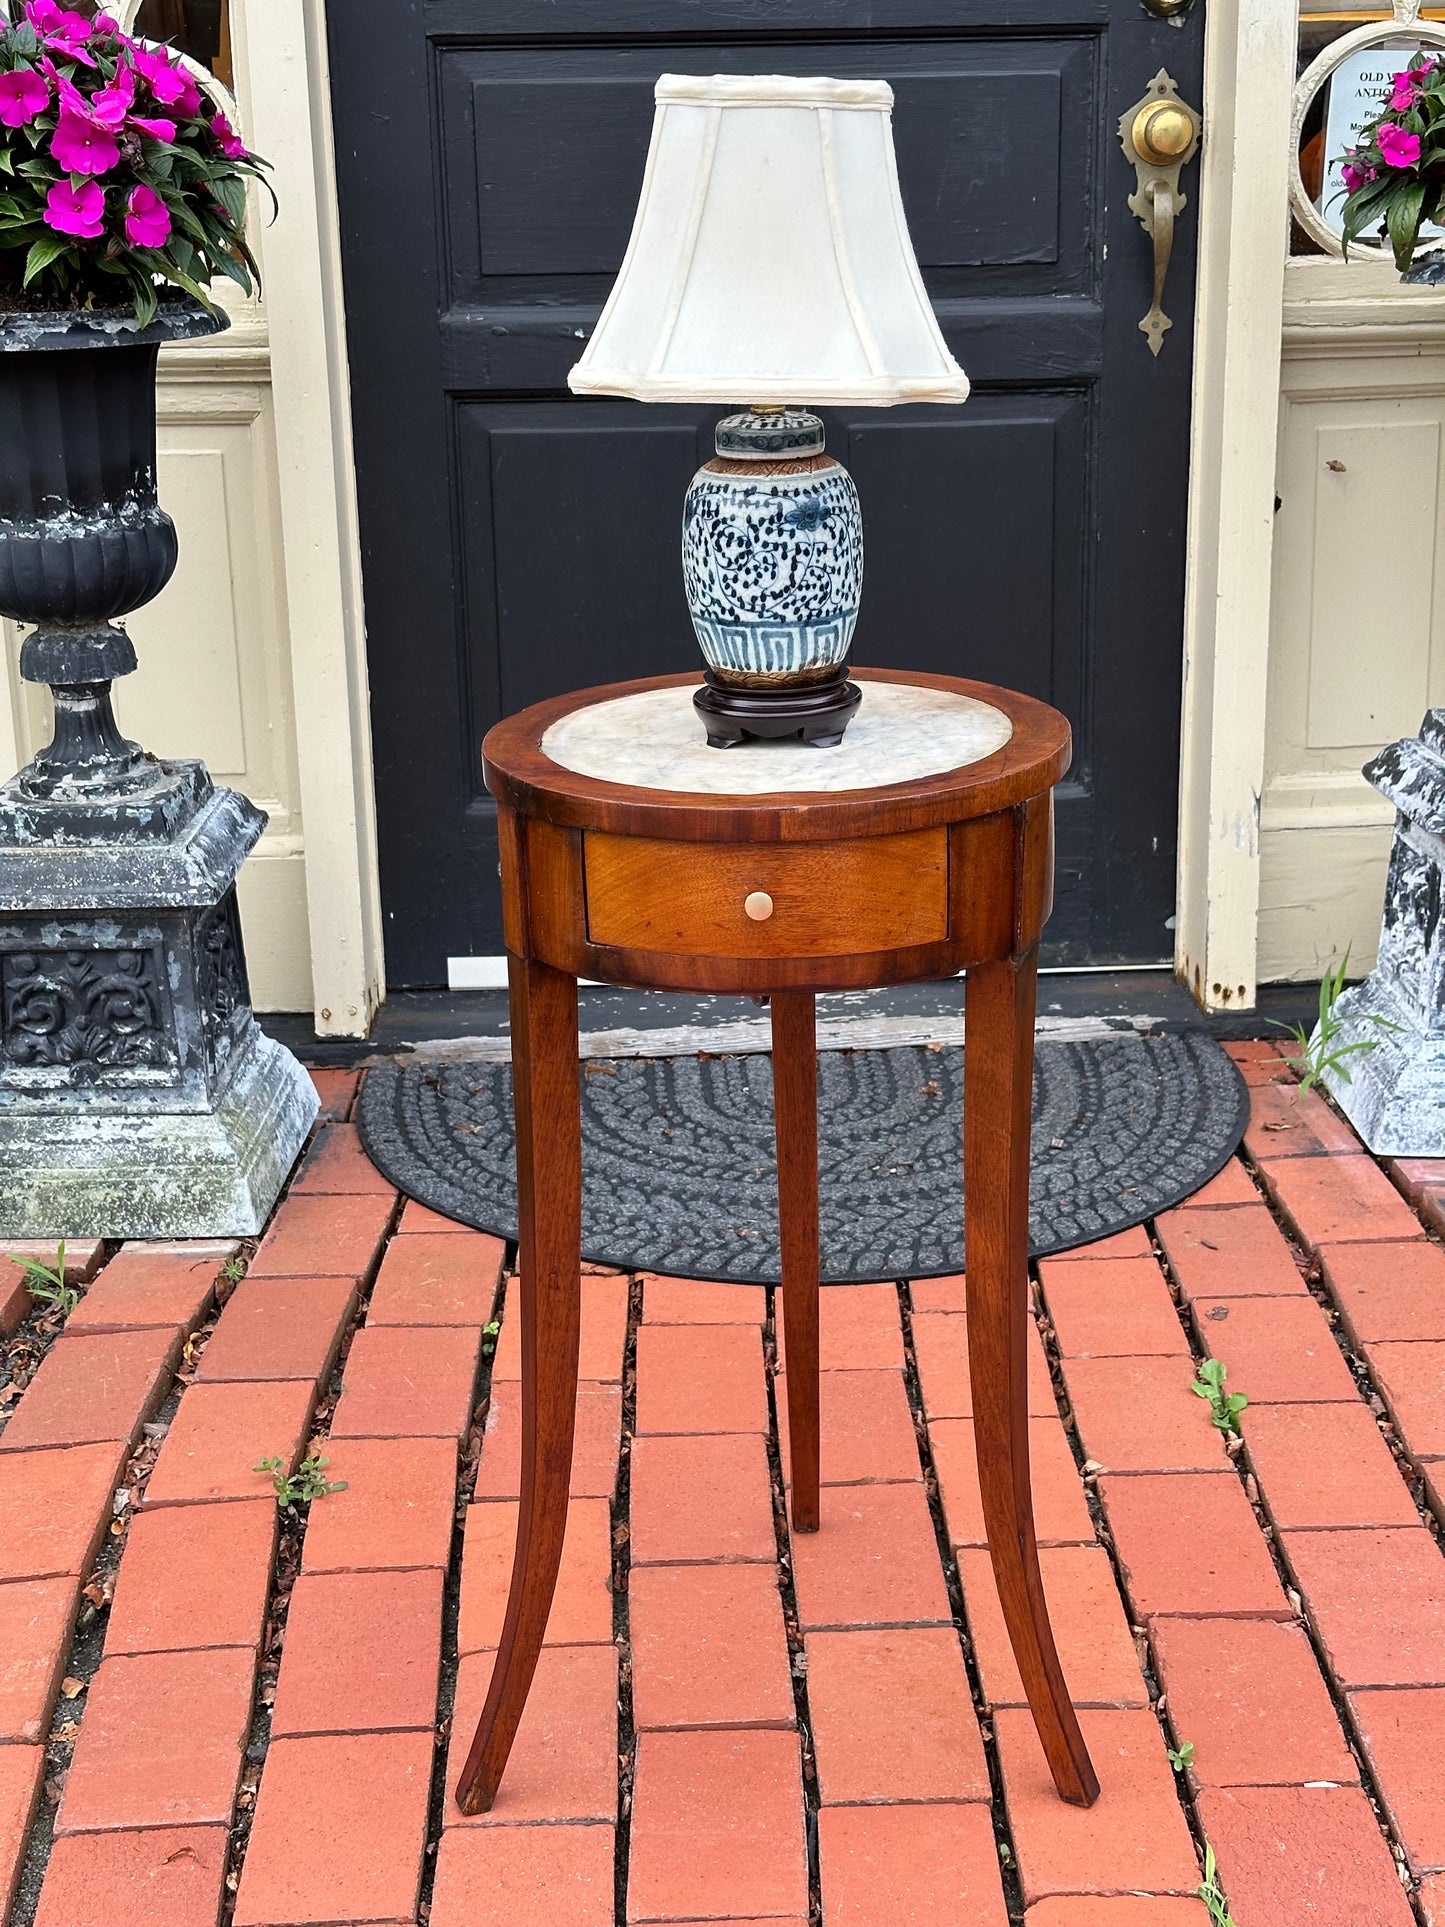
[88,58,134,130]
[210,108,246,159]
[129,113,177,143]
[172,70,202,119]
[132,43,201,118]
[25,0,96,66]
[1342,159,1370,194]
[1391,61,1434,112]
[0,68,48,128]
[43,176,104,238]
[50,105,120,174]
[39,53,86,114]
[1379,122,1423,169]
[123,182,171,248]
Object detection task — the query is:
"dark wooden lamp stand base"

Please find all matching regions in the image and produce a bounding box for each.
[693,667,862,747]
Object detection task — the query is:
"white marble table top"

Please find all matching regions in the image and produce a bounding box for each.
[540,680,1013,796]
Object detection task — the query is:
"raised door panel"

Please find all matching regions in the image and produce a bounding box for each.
[1261,352,1445,981]
[458,407,709,738]
[455,399,1087,790]
[439,39,1092,295]
[115,445,248,775]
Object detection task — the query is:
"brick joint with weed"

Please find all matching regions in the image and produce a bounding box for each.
[254,1453,347,1515]
[7,1240,76,1318]
[1191,1356,1248,1436]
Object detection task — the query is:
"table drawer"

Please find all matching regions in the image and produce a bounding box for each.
[583,827,949,958]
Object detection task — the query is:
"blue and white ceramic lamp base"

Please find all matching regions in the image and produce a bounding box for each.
[682,407,864,746]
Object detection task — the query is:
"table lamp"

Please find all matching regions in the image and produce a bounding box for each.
[569,74,970,747]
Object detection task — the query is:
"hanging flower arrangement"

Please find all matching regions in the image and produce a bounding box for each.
[0,0,269,325]
[1338,52,1445,270]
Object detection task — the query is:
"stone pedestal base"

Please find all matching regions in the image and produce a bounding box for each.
[0,1027,316,1239]
[0,774,317,1240]
[1321,978,1445,1156]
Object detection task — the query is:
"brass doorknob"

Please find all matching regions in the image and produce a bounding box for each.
[744,891,774,921]
[1132,100,1194,166]
[1119,73,1201,356]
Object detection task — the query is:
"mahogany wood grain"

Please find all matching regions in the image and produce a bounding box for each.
[771,990,821,1533]
[483,668,1071,845]
[454,955,582,1816]
[519,811,980,991]
[583,827,948,959]
[1018,793,1055,950]
[496,803,526,955]
[518,816,1032,995]
[522,817,587,967]
[964,949,1099,1808]
[461,670,1097,1814]
[947,810,1017,963]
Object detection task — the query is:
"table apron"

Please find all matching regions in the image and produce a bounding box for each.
[500,799,1054,992]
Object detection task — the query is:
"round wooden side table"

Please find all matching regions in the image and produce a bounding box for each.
[454,667,1100,1816]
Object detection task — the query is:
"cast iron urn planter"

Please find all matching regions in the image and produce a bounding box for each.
[0,300,317,1237]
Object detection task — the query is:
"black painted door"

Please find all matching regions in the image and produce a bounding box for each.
[327,0,1205,987]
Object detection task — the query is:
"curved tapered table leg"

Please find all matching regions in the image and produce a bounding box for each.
[454,953,582,1816]
[965,948,1099,1808]
[772,990,820,1533]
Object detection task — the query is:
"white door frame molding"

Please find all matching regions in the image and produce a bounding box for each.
[1175,0,1297,1012]
[237,0,385,1036]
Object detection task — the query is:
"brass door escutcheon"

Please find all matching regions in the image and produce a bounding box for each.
[1141,0,1192,17]
[1118,70,1201,356]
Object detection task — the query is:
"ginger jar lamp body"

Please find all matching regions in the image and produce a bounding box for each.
[569,73,970,747]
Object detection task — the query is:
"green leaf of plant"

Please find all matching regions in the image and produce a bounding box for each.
[22,232,69,286]
[212,172,247,226]
[168,198,212,248]
[207,247,252,292]
[1389,181,1429,272]
[126,270,159,328]
[151,255,218,311]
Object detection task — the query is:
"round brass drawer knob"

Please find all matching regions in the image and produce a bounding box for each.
[744,891,774,922]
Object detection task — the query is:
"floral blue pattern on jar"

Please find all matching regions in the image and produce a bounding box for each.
[681,458,863,680]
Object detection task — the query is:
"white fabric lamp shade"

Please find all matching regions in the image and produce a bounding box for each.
[568,74,969,407]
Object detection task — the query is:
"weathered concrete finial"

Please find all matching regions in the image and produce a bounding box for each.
[1322,709,1445,1152]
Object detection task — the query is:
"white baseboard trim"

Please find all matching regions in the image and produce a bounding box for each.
[447,956,510,990]
[402,1010,1166,1064]
[447,955,1173,991]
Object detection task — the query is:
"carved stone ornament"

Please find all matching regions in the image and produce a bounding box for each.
[1,945,169,1073]
[1320,708,1445,1153]
[195,889,251,1076]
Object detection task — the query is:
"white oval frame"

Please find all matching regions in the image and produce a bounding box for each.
[1290,0,1445,260]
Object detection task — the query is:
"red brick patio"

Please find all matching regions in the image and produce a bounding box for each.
[1,1040,1443,1925]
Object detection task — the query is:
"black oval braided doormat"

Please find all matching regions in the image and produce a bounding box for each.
[357,1033,1246,1284]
